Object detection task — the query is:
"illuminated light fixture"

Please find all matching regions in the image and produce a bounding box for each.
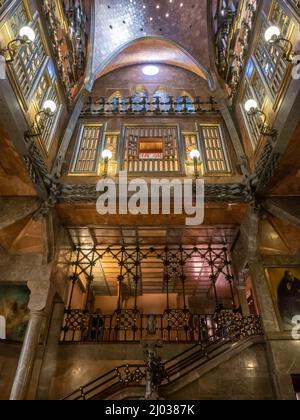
[142,65,159,76]
[25,99,57,139]
[19,26,36,43]
[244,99,259,113]
[101,149,113,177]
[244,99,277,138]
[0,25,35,63]
[190,149,201,178]
[190,149,201,160]
[43,99,57,114]
[102,149,113,161]
[264,25,295,62]
[264,25,281,43]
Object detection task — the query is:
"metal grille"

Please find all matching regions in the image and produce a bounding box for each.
[200,125,229,173]
[183,133,198,158]
[40,84,60,151]
[11,20,47,100]
[255,9,291,100]
[243,84,263,148]
[7,1,28,37]
[271,0,293,38]
[73,125,102,173]
[288,0,300,15]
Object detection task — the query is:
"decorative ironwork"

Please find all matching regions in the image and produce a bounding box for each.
[215,0,260,97]
[61,243,239,343]
[60,182,248,204]
[40,0,88,102]
[144,344,167,400]
[81,96,219,116]
[62,314,264,400]
[116,365,146,386]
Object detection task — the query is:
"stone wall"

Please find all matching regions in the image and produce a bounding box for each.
[46,343,191,400]
[170,343,276,400]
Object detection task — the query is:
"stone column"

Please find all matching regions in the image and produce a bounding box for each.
[9,311,46,400]
[247,209,280,333]
[36,297,65,400]
[236,277,250,317]
[9,278,51,400]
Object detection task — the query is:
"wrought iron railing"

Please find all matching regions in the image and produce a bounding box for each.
[61,309,261,344]
[80,96,218,117]
[62,315,263,400]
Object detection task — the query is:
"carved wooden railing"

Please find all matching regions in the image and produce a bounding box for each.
[62,315,263,400]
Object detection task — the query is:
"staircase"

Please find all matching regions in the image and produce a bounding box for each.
[62,316,264,400]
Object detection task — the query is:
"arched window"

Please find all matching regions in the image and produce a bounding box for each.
[176,92,195,113]
[108,91,126,113]
[131,86,149,112]
[153,87,171,112]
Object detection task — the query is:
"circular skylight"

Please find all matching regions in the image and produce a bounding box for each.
[142,65,159,76]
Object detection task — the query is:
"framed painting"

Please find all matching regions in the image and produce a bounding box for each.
[0,284,30,341]
[265,268,300,331]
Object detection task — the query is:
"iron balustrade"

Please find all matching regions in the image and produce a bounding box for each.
[60,309,258,344]
[80,96,218,117]
[62,314,263,400]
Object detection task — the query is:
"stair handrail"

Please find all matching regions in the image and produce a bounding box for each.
[62,315,263,400]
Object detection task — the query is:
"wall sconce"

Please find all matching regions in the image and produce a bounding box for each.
[264,25,294,62]
[244,99,277,138]
[0,26,36,63]
[190,149,201,178]
[101,149,113,177]
[25,99,57,139]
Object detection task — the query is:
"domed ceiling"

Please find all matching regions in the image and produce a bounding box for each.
[90,0,214,85]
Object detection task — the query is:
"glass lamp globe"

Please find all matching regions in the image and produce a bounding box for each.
[264,26,281,43]
[102,149,113,161]
[190,149,201,160]
[43,100,57,114]
[244,99,259,113]
[19,26,36,43]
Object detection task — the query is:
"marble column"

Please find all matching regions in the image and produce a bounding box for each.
[9,310,46,400]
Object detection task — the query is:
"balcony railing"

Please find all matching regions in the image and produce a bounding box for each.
[80,97,219,117]
[61,309,261,344]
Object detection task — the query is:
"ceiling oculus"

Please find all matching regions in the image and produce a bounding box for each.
[142,65,159,76]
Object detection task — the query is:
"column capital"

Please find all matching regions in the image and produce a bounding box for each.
[27,278,52,312]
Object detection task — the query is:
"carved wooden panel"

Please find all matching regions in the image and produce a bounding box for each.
[124,127,180,173]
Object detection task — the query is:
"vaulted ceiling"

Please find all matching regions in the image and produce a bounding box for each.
[90,0,215,86]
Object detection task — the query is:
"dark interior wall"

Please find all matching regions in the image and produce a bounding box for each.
[0,342,20,400]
